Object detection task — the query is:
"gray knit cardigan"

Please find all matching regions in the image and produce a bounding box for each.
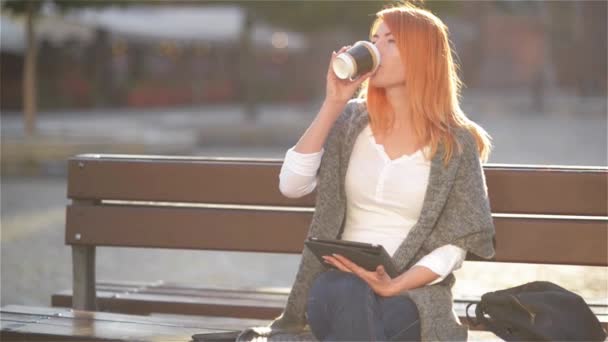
[236,98,496,342]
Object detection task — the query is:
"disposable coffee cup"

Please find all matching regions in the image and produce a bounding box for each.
[332,41,381,81]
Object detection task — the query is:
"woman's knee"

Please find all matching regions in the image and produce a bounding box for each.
[310,272,382,341]
[308,270,370,309]
[319,270,368,292]
[308,270,341,313]
[310,270,339,300]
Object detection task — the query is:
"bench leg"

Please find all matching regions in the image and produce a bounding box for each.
[72,245,97,311]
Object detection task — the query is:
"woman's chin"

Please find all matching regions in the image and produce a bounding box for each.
[368,77,382,88]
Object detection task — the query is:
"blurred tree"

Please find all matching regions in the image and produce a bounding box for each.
[1,0,133,137]
[2,0,42,137]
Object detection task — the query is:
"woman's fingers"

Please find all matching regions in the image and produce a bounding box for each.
[338,45,351,53]
[328,51,337,70]
[332,254,364,274]
[330,254,388,279]
[324,255,394,296]
[322,255,352,273]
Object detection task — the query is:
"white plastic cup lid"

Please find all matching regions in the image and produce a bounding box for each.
[333,54,355,79]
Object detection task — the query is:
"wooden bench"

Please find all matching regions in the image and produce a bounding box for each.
[50,154,607,334]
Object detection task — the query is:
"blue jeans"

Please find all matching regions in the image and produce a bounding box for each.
[306,269,421,341]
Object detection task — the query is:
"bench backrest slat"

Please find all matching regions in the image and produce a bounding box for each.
[66,203,608,266]
[486,167,607,216]
[68,156,607,216]
[67,156,311,206]
[66,204,311,254]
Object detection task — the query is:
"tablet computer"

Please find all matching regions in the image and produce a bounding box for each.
[304,237,399,278]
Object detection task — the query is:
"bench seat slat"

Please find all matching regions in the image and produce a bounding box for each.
[112,286,608,314]
[53,294,286,319]
[66,204,608,266]
[54,287,290,303]
[51,284,608,331]
[56,290,287,307]
[1,304,246,330]
[138,289,289,303]
[1,313,41,324]
[0,309,218,342]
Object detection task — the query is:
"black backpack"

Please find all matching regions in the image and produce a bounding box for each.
[466,281,607,341]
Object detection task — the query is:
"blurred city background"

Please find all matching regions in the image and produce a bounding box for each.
[1,0,606,311]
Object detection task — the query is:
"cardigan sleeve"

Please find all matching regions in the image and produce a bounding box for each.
[431,129,496,260]
[413,244,467,285]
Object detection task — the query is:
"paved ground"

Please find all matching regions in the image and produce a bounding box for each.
[1,90,607,314]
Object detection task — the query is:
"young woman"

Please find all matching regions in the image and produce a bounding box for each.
[237,2,496,342]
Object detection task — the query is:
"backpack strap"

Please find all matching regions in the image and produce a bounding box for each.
[465,301,481,327]
[469,301,519,340]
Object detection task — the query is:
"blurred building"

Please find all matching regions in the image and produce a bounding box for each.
[1,4,313,111]
[1,2,605,112]
[1,12,96,110]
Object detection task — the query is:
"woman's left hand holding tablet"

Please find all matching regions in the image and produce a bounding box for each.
[322,254,398,297]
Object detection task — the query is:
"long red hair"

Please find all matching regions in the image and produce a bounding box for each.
[357,1,493,166]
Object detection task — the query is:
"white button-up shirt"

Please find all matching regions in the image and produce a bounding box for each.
[279,122,466,285]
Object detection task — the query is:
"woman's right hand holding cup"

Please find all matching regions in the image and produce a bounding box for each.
[325,45,375,106]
